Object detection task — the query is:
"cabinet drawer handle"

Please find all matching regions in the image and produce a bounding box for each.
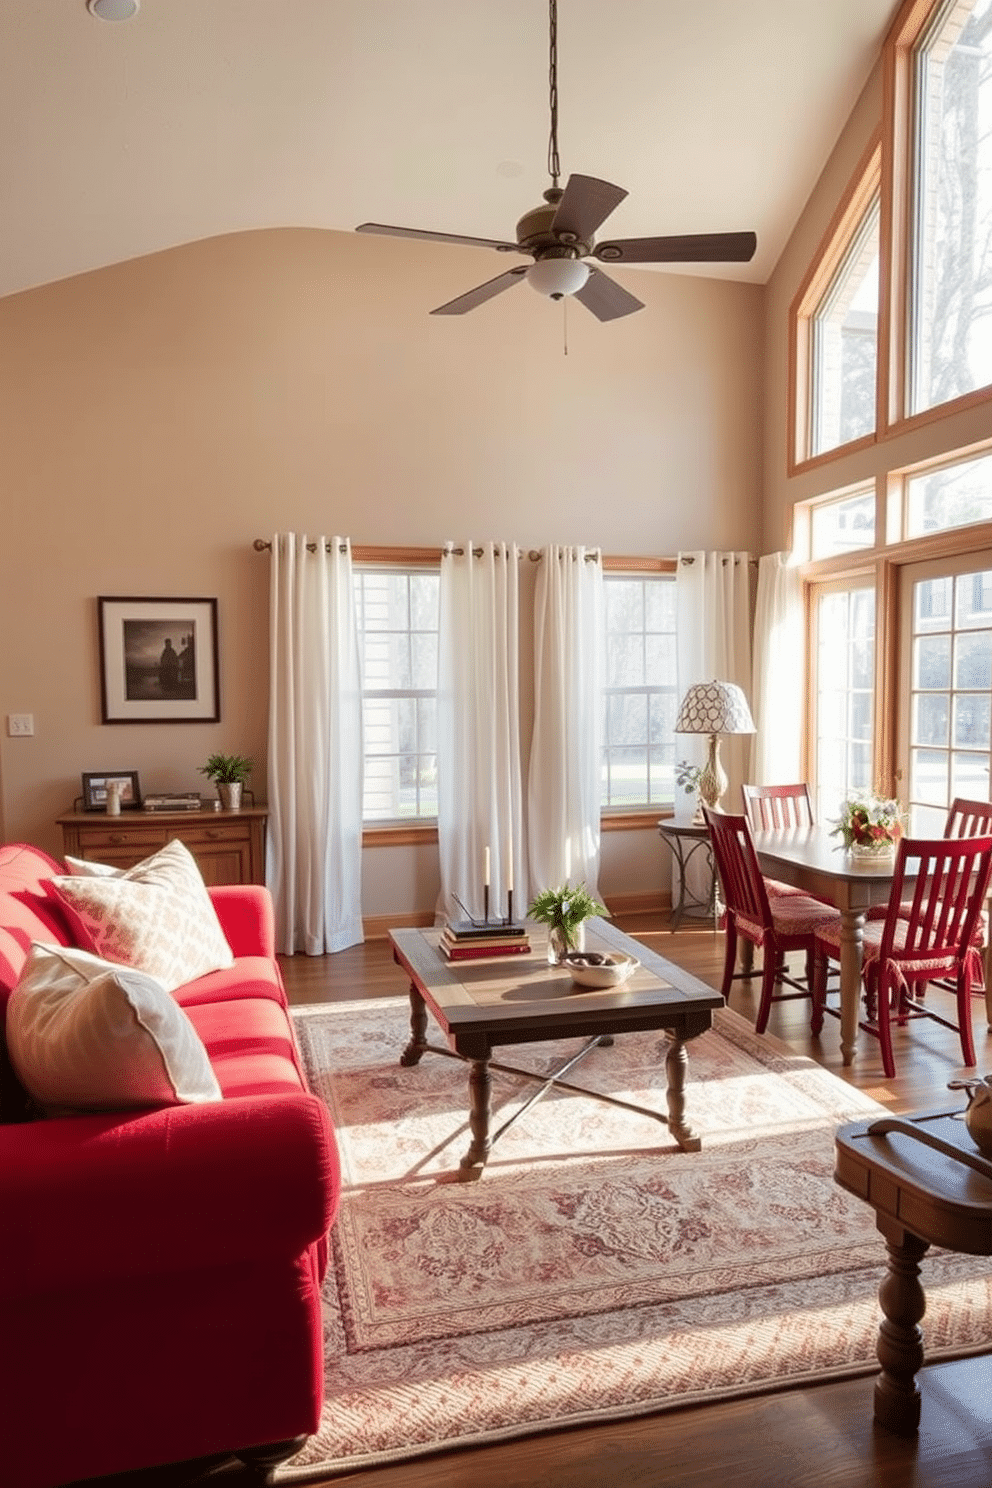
[109,834,125,845]
[205,829,220,839]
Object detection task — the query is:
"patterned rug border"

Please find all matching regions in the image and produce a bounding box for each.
[280,996,992,1482]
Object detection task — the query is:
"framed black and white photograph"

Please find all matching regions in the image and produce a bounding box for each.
[98,596,220,724]
[81,770,142,811]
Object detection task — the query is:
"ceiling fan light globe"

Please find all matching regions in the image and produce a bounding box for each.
[525,258,590,299]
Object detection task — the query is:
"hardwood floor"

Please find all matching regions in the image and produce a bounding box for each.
[77,915,992,1488]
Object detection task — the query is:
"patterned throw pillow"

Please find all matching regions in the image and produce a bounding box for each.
[47,839,234,992]
[7,942,222,1112]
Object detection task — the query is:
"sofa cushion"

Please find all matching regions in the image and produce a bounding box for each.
[6,943,222,1112]
[172,955,289,1011]
[46,839,234,993]
[183,996,308,1098]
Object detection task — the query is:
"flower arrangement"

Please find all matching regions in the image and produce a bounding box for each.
[830,794,903,853]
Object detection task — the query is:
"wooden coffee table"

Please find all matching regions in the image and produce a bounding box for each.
[389,917,722,1178]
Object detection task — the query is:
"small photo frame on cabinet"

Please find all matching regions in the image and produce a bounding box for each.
[98,596,220,724]
[81,771,142,812]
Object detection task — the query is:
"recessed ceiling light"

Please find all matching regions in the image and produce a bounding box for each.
[87,0,140,21]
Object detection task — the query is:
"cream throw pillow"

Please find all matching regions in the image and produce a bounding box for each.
[64,854,121,877]
[6,943,222,1111]
[47,839,234,992]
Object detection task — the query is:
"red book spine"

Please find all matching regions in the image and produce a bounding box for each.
[444,943,531,961]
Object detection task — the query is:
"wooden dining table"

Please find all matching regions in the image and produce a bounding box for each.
[751,825,900,1066]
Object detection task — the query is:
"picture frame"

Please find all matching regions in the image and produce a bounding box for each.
[81,770,142,812]
[98,596,220,724]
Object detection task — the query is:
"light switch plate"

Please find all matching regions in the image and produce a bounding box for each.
[7,714,35,737]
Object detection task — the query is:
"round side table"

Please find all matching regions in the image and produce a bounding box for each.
[657,820,719,931]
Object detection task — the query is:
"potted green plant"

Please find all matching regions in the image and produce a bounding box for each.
[527,882,608,964]
[199,752,253,811]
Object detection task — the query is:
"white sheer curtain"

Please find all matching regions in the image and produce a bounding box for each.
[437,542,525,924]
[267,533,364,955]
[676,552,755,901]
[750,552,805,786]
[527,545,604,899]
[676,551,756,807]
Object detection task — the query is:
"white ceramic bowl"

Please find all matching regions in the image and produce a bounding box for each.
[563,952,639,990]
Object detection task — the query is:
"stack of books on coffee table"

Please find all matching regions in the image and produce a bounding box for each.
[441,919,532,961]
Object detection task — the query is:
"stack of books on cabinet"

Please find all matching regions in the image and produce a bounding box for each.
[441,920,532,961]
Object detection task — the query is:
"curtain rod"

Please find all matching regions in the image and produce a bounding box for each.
[253,538,601,563]
[679,554,759,567]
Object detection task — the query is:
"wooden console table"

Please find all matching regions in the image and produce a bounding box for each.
[57,805,268,886]
[835,1110,992,1435]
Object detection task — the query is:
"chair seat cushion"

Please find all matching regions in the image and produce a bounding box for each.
[866,901,987,947]
[736,895,841,943]
[815,917,964,980]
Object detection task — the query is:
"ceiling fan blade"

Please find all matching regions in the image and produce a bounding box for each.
[430,266,528,316]
[551,174,628,243]
[573,267,644,322]
[594,231,757,264]
[356,223,523,254]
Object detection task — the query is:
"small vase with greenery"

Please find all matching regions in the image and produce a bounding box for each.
[527,883,609,964]
[675,759,705,822]
[199,753,253,809]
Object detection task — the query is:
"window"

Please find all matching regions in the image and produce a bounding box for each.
[354,567,439,823]
[906,447,992,535]
[790,143,881,467]
[812,583,876,824]
[899,552,992,831]
[911,0,992,414]
[601,573,678,809]
[810,195,881,457]
[810,486,877,558]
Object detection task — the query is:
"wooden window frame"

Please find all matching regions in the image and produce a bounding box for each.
[354,549,677,843]
[788,134,883,476]
[882,0,992,435]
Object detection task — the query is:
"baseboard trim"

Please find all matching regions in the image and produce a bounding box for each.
[605,891,670,919]
[363,893,671,941]
[364,911,436,941]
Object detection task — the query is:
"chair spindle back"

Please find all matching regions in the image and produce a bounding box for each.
[742,783,814,832]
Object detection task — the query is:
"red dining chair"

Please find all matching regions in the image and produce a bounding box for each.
[703,807,842,1034]
[867,798,992,992]
[742,783,816,901]
[812,835,992,1079]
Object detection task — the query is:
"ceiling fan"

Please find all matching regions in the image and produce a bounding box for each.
[356,0,757,321]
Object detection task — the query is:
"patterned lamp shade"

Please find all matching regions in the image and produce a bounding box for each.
[674,680,756,737]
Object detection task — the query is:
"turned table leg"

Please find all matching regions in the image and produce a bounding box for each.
[400,986,428,1067]
[665,1034,701,1152]
[873,1228,930,1435]
[459,1057,493,1175]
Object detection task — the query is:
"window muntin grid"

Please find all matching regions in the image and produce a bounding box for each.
[601,574,678,809]
[354,568,439,823]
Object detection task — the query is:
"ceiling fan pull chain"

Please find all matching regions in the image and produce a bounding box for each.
[563,295,569,356]
[547,0,560,189]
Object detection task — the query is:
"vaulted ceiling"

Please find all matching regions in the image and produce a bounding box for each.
[0,0,899,301]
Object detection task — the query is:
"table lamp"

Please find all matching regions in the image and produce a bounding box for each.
[674,680,756,815]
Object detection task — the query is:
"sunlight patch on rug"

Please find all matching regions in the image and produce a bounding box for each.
[277,997,992,1481]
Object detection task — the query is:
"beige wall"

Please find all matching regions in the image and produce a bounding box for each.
[0,226,763,916]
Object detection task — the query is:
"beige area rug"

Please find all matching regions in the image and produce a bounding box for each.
[279,996,992,1480]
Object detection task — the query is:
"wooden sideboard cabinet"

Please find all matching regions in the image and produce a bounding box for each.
[57,806,268,887]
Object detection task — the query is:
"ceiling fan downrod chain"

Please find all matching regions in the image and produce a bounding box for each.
[547,0,561,189]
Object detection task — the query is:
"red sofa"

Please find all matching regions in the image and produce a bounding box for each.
[0,842,340,1488]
